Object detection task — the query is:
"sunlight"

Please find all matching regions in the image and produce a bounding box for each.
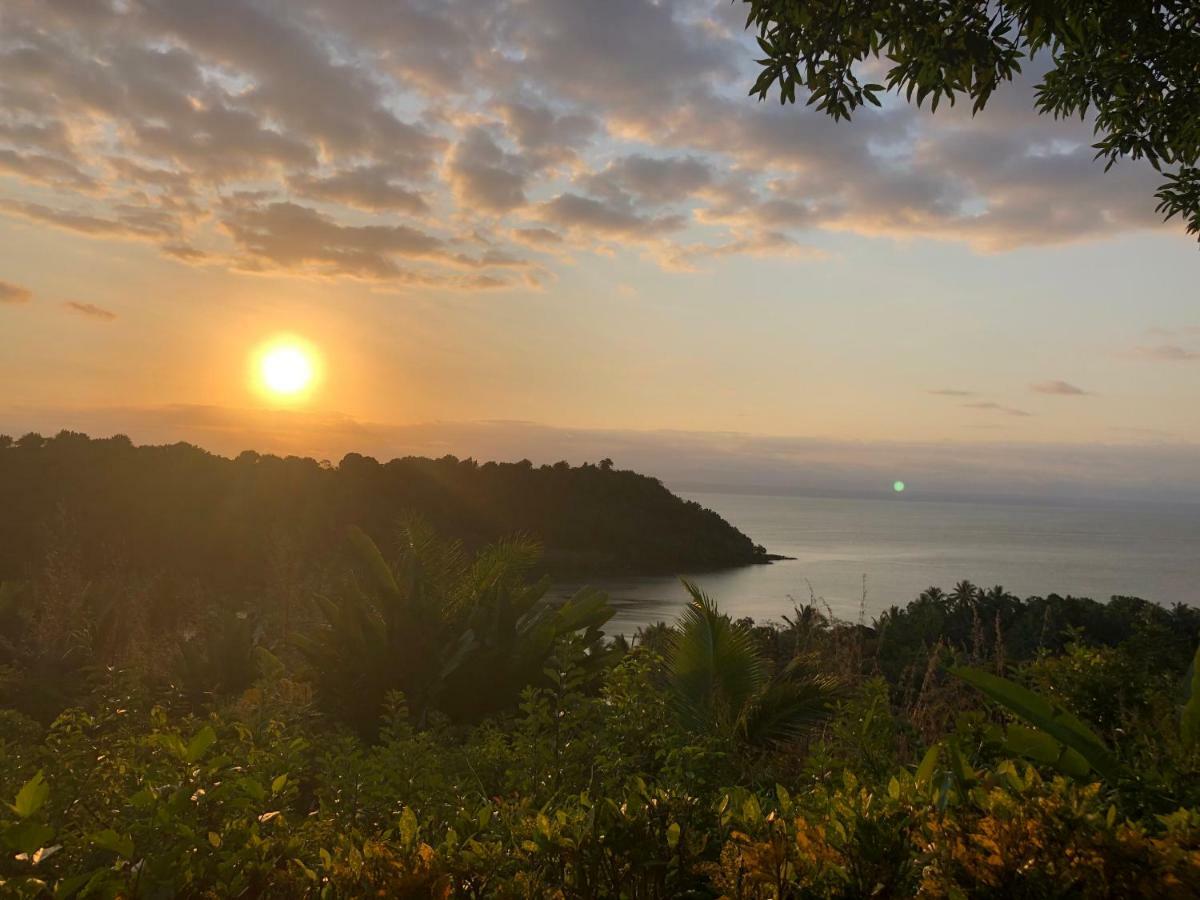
[253,336,320,401]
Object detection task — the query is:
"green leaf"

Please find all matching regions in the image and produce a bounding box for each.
[128,788,156,809]
[271,774,288,795]
[666,822,681,849]
[887,777,900,800]
[1181,643,1200,747]
[185,725,217,764]
[53,871,92,898]
[150,732,187,760]
[11,771,49,819]
[4,820,56,855]
[347,526,400,599]
[947,740,977,787]
[950,666,1119,779]
[775,783,791,811]
[915,744,941,787]
[1003,724,1090,778]
[239,777,267,802]
[399,807,419,847]
[91,829,134,860]
[741,794,761,825]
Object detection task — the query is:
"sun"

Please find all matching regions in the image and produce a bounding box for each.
[253,337,321,401]
[263,346,312,394]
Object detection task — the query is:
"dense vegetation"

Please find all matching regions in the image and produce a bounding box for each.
[0,432,770,592]
[2,469,1198,898]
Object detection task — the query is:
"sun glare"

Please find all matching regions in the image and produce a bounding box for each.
[253,337,320,401]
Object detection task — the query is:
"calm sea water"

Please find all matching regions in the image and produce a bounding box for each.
[554,492,1200,636]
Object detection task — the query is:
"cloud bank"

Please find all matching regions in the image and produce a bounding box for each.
[3,405,1197,506]
[0,0,1174,294]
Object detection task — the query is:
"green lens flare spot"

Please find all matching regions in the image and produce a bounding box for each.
[893,481,906,493]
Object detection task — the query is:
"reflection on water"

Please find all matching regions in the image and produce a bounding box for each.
[553,492,1200,636]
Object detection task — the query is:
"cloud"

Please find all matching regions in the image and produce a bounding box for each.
[497,101,599,168]
[585,154,713,205]
[1031,380,1089,396]
[511,227,564,246]
[0,0,1182,290]
[221,200,446,279]
[446,128,531,214]
[929,389,975,397]
[64,301,117,321]
[0,148,94,189]
[1134,345,1200,362]
[659,230,824,270]
[218,198,531,288]
[540,193,687,239]
[288,167,429,215]
[0,280,32,304]
[0,199,176,240]
[963,402,1033,417]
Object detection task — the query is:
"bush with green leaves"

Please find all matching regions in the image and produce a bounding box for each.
[3,561,1200,896]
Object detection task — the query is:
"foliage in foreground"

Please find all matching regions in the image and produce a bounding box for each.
[2,520,1200,896]
[2,631,1198,898]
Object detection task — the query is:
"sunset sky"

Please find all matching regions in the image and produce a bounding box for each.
[2,0,1197,499]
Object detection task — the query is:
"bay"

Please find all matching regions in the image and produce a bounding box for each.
[554,492,1200,636]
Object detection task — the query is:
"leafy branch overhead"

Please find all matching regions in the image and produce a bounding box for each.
[742,0,1200,240]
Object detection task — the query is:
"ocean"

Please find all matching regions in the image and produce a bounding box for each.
[554,491,1200,636]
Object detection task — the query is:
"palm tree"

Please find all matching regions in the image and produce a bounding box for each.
[297,520,615,732]
[918,586,948,608]
[949,580,978,610]
[782,601,830,656]
[668,580,842,748]
[632,621,674,654]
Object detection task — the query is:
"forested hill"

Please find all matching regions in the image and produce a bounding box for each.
[0,431,770,588]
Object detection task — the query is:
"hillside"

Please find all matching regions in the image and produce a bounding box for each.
[0,431,771,590]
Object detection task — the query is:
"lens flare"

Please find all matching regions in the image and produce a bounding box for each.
[893,480,906,493]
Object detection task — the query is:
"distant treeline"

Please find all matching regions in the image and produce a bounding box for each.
[0,431,768,591]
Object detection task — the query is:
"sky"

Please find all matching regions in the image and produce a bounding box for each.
[1,0,1198,501]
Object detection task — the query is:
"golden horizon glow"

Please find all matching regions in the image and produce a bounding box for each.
[252,336,321,403]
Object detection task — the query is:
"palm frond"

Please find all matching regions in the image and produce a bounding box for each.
[669,579,764,735]
[347,526,401,601]
[739,662,843,746]
[468,536,543,590]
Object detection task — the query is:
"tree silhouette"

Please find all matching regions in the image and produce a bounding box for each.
[743,0,1200,240]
